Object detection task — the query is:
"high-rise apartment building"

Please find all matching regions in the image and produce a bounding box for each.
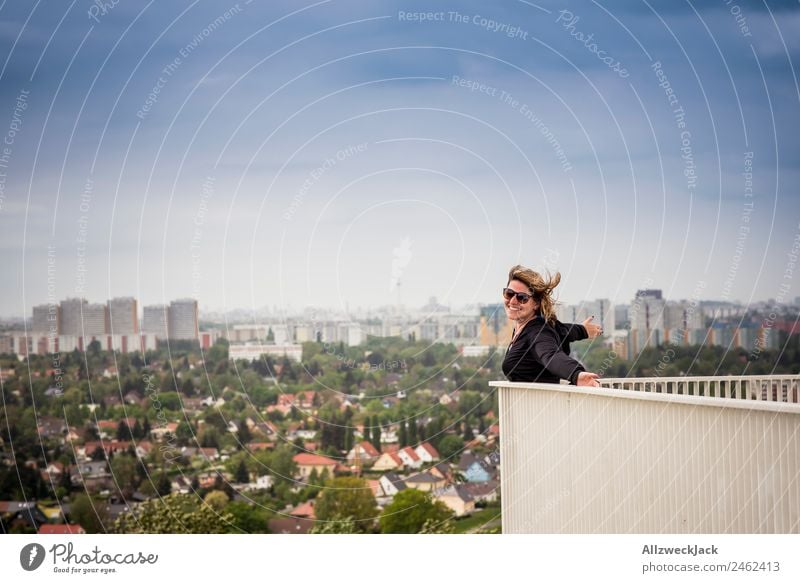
[59,298,88,336]
[629,292,666,347]
[32,304,58,335]
[664,301,704,345]
[108,297,139,335]
[558,300,615,335]
[82,303,108,336]
[142,305,169,339]
[168,299,199,340]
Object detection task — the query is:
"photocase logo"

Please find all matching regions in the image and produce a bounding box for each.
[20,543,46,571]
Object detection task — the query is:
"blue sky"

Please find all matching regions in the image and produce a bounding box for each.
[0,0,798,317]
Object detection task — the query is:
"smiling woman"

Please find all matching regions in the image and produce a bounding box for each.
[501,265,602,387]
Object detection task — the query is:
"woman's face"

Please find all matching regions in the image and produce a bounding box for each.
[504,279,538,323]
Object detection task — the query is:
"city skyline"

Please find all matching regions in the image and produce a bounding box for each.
[1,2,798,319]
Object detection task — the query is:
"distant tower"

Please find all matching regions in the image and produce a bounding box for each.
[168,299,199,340]
[108,297,138,335]
[142,305,169,340]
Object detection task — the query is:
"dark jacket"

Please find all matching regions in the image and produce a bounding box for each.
[501,317,588,384]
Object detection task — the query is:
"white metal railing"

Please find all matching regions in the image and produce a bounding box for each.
[598,375,799,403]
[490,375,800,534]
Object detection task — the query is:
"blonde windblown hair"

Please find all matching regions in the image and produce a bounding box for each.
[507,265,561,324]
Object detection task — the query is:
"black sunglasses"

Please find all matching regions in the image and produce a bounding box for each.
[502,287,534,304]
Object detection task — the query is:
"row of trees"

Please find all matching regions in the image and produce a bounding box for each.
[111,476,455,534]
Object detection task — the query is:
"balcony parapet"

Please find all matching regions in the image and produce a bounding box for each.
[490,375,800,533]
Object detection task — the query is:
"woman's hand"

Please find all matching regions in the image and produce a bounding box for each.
[582,316,603,338]
[577,372,600,387]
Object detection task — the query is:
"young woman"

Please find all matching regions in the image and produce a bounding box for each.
[501,264,602,386]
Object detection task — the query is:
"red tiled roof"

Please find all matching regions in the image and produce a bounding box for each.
[401,446,420,461]
[38,524,85,534]
[247,442,274,451]
[293,453,337,466]
[290,500,316,519]
[418,442,440,458]
[358,441,380,457]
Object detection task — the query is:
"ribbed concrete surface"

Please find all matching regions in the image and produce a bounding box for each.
[494,379,800,533]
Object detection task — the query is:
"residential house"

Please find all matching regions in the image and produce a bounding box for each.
[171,476,192,494]
[290,500,315,520]
[397,446,422,470]
[372,452,404,472]
[36,417,66,440]
[404,471,447,493]
[150,422,179,440]
[0,501,48,531]
[251,420,278,441]
[485,450,500,469]
[135,441,153,459]
[378,472,407,497]
[462,480,499,504]
[292,453,338,480]
[379,428,398,444]
[367,479,383,498]
[70,461,110,490]
[81,440,132,459]
[123,391,143,406]
[270,391,318,416]
[434,484,476,517]
[247,442,274,452]
[346,441,380,465]
[458,452,495,483]
[43,461,65,479]
[200,395,226,408]
[249,475,274,490]
[414,442,440,464]
[429,462,454,483]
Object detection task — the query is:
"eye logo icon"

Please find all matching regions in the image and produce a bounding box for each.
[20,543,46,571]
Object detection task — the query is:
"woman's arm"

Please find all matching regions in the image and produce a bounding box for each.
[555,320,590,344]
[531,323,586,384]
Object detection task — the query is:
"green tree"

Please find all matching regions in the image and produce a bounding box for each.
[437,434,464,460]
[309,515,359,533]
[69,493,110,534]
[156,472,172,496]
[314,476,378,533]
[234,459,250,483]
[419,517,456,534]
[110,455,137,496]
[227,501,270,533]
[379,489,453,533]
[204,490,229,512]
[114,494,235,533]
[116,421,132,441]
[268,444,297,485]
[371,420,381,452]
[462,421,473,442]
